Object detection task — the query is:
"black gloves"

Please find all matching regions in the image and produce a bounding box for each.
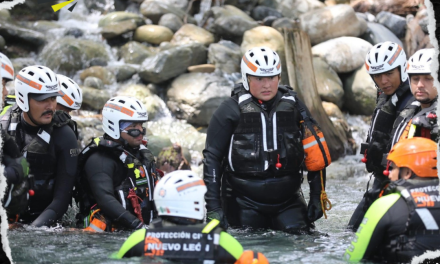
[307,171,326,222]
[207,208,229,230]
[3,155,29,184]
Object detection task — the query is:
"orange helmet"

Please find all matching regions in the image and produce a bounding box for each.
[387,137,437,177]
[235,251,269,264]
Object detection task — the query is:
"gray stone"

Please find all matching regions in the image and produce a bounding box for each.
[274,0,324,19]
[376,11,407,39]
[107,65,138,82]
[101,20,138,39]
[360,22,403,47]
[171,24,215,46]
[139,46,192,83]
[143,0,189,11]
[31,20,62,32]
[214,16,259,41]
[251,6,283,21]
[322,101,344,120]
[98,11,145,27]
[81,86,111,110]
[208,40,242,74]
[262,16,279,26]
[64,28,84,38]
[83,76,104,90]
[0,19,46,47]
[80,66,116,85]
[313,56,344,108]
[343,65,376,115]
[0,10,11,20]
[419,16,428,34]
[167,72,232,126]
[119,41,156,64]
[272,17,296,30]
[134,25,174,45]
[180,43,207,66]
[140,1,196,25]
[158,13,184,33]
[146,135,173,157]
[224,0,259,13]
[39,37,109,75]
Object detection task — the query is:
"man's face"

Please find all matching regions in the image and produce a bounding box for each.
[2,79,8,102]
[372,68,401,95]
[26,97,57,126]
[248,75,280,101]
[388,161,412,181]
[410,74,437,104]
[120,122,145,148]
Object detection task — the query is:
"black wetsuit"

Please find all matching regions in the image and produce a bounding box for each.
[14,117,79,227]
[204,88,323,232]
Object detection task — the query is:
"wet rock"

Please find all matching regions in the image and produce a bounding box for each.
[376,11,406,38]
[208,40,242,74]
[158,13,184,33]
[224,0,259,13]
[0,20,46,47]
[343,65,376,115]
[0,35,5,50]
[39,37,109,75]
[80,66,116,85]
[251,6,283,21]
[274,0,325,19]
[134,25,174,45]
[140,1,196,24]
[0,10,11,20]
[272,17,295,30]
[350,0,418,16]
[146,135,173,157]
[138,46,192,83]
[101,20,138,39]
[300,4,368,45]
[31,20,62,32]
[81,86,111,111]
[188,64,216,73]
[262,16,279,26]
[116,84,170,120]
[209,5,258,41]
[312,37,372,73]
[167,72,232,126]
[181,43,208,66]
[360,22,403,47]
[107,65,138,82]
[322,101,344,120]
[89,58,108,67]
[119,41,156,64]
[83,77,104,90]
[157,143,191,173]
[418,16,428,34]
[313,57,344,108]
[98,11,145,27]
[171,24,215,47]
[143,0,189,11]
[11,58,38,74]
[64,28,84,38]
[405,9,432,57]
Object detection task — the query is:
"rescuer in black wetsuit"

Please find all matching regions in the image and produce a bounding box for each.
[345,137,440,263]
[204,47,332,233]
[0,65,80,227]
[348,41,415,231]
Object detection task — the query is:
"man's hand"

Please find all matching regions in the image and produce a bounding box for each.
[207,208,229,230]
[3,156,29,183]
[307,194,323,222]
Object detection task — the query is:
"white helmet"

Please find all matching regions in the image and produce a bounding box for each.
[154,170,207,220]
[0,52,14,81]
[14,65,60,112]
[241,46,282,91]
[365,41,408,83]
[56,74,82,110]
[102,96,148,139]
[407,48,435,75]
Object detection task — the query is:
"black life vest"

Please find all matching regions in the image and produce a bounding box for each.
[386,179,440,262]
[76,136,159,226]
[0,104,72,215]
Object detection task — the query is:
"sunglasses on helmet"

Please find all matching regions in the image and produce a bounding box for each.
[121,128,146,137]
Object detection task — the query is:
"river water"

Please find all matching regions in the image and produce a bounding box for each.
[5,1,379,263]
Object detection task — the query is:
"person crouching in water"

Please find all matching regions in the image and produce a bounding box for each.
[75,96,159,231]
[344,137,440,263]
[114,170,270,264]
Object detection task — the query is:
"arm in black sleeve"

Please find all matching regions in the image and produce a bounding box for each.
[84,152,140,229]
[203,98,240,211]
[31,126,79,227]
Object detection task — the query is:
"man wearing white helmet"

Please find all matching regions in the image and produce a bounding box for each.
[114,170,255,263]
[349,42,416,231]
[388,48,438,148]
[55,74,82,139]
[0,65,80,227]
[203,47,331,233]
[0,52,15,108]
[75,96,159,232]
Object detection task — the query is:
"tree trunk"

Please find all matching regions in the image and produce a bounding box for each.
[282,25,346,161]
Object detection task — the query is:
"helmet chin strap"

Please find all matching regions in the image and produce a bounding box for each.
[25,110,42,127]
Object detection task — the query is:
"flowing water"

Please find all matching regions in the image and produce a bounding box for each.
[6,1,379,263]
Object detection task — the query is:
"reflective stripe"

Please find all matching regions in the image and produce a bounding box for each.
[38,130,51,144]
[144,165,152,201]
[303,136,325,149]
[8,122,17,131]
[119,152,127,163]
[273,112,277,150]
[281,95,295,102]
[401,189,410,199]
[136,178,148,185]
[238,94,251,104]
[4,184,13,207]
[127,163,134,169]
[368,110,380,142]
[260,113,267,151]
[202,219,220,233]
[119,190,126,209]
[88,223,104,232]
[214,233,220,245]
[416,208,439,230]
[391,94,398,106]
[228,135,235,172]
[408,124,417,138]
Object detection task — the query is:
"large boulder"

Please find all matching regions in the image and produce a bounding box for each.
[312,37,372,73]
[359,22,403,47]
[251,6,283,21]
[119,41,157,64]
[140,1,196,24]
[376,11,407,39]
[167,72,232,126]
[107,65,138,82]
[138,46,192,83]
[343,65,376,115]
[300,4,368,45]
[98,11,145,27]
[313,56,344,108]
[274,0,325,19]
[170,24,215,46]
[134,25,174,45]
[39,37,109,75]
[405,10,433,58]
[81,86,111,111]
[0,19,46,47]
[208,40,242,74]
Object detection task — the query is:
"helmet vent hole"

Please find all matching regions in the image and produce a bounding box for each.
[368,59,371,64]
[130,105,136,110]
[375,53,378,62]
[194,201,199,204]
[264,55,268,65]
[46,73,52,81]
[38,66,43,69]
[39,78,45,83]
[384,55,388,61]
[377,45,381,49]
[255,60,260,66]
[109,120,114,125]
[29,71,34,76]
[188,175,193,178]
[136,101,142,108]
[62,83,68,88]
[175,179,183,184]
[427,58,432,62]
[249,52,254,57]
[68,79,74,84]
[388,46,393,51]
[195,208,200,211]
[71,93,76,99]
[419,54,423,60]
[118,100,125,104]
[77,89,81,96]
[110,98,115,101]
[261,48,265,51]
[273,59,276,65]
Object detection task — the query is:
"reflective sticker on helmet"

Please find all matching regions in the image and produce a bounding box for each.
[16,74,43,90]
[387,45,403,66]
[58,90,74,106]
[276,61,281,70]
[1,63,13,76]
[365,62,369,71]
[176,179,204,192]
[407,63,410,70]
[243,55,257,72]
[104,102,134,117]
